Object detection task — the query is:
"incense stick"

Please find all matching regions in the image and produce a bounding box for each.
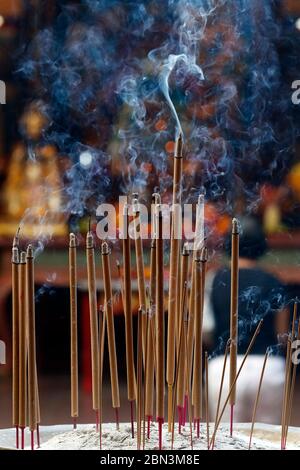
[69,233,79,428]
[156,205,165,450]
[192,247,208,438]
[122,204,137,437]
[210,339,231,450]
[210,320,263,447]
[176,244,190,432]
[171,282,188,450]
[145,240,156,440]
[229,218,240,437]
[167,135,183,432]
[26,245,37,450]
[133,197,147,366]
[101,242,120,419]
[12,244,19,448]
[86,231,100,426]
[18,251,27,449]
[183,303,193,450]
[281,336,292,450]
[99,307,106,449]
[136,308,143,450]
[248,349,269,450]
[205,352,210,450]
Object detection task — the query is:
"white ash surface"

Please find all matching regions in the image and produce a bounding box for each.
[40,423,279,450]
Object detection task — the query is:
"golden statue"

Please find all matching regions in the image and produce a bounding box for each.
[0,102,67,238]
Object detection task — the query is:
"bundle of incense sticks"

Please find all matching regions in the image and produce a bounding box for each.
[69,234,79,429]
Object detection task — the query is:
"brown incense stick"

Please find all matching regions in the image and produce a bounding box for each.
[145,239,156,437]
[133,197,147,366]
[122,204,137,435]
[156,205,165,449]
[136,308,143,450]
[99,307,106,449]
[210,320,263,447]
[176,244,190,430]
[192,247,208,436]
[187,195,205,402]
[18,251,27,449]
[171,282,188,450]
[101,242,120,416]
[86,231,100,424]
[249,349,269,450]
[167,135,183,432]
[229,218,240,436]
[12,244,19,447]
[205,352,210,450]
[183,304,193,450]
[69,233,78,428]
[284,310,300,448]
[210,339,231,450]
[26,245,37,449]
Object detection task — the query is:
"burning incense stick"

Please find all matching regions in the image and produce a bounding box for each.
[122,204,137,437]
[249,349,269,450]
[133,197,147,366]
[86,230,100,426]
[205,352,210,450]
[210,339,231,450]
[69,233,78,429]
[167,135,183,432]
[210,320,263,448]
[26,245,37,450]
[176,244,190,432]
[12,244,19,448]
[156,205,165,449]
[192,247,208,438]
[145,240,156,438]
[229,218,240,436]
[18,251,27,449]
[101,242,120,419]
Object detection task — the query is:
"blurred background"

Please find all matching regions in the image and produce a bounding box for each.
[0,0,300,430]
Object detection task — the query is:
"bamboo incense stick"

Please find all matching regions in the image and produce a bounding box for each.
[99,307,106,449]
[229,218,240,436]
[187,195,205,399]
[210,339,231,450]
[284,310,300,448]
[101,242,120,417]
[26,245,37,450]
[167,134,183,432]
[145,239,156,438]
[86,230,100,426]
[156,205,165,450]
[210,320,263,448]
[133,197,147,367]
[18,251,27,449]
[171,282,187,450]
[183,303,193,450]
[69,233,79,429]
[122,204,137,437]
[12,244,19,448]
[192,247,208,437]
[136,308,143,450]
[176,243,190,432]
[248,349,269,450]
[205,352,210,450]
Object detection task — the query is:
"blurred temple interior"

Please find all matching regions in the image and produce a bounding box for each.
[0,0,300,431]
